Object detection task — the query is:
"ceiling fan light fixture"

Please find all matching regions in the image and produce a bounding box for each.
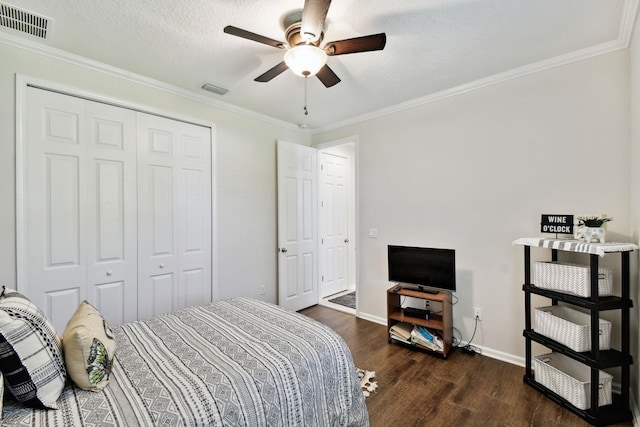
[284,44,327,77]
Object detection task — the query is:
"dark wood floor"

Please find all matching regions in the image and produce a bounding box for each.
[299,304,633,427]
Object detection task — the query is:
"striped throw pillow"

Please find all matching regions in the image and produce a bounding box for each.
[0,287,66,409]
[0,370,4,419]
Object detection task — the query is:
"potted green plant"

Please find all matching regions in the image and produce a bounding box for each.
[575,215,612,243]
[577,215,612,227]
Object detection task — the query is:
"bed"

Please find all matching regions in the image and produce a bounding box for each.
[1,297,369,426]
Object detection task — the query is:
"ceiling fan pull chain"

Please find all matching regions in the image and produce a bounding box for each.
[304,76,309,115]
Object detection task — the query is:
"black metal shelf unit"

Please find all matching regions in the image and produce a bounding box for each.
[516,238,636,426]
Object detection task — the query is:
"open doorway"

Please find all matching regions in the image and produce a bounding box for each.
[315,137,357,315]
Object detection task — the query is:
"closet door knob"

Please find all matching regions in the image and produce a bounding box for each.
[106,270,113,276]
[159,263,165,269]
[344,238,349,243]
[280,248,288,253]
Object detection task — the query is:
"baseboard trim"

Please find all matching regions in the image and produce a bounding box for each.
[358,309,640,422]
[463,344,526,367]
[356,312,386,326]
[631,388,640,427]
[357,310,527,366]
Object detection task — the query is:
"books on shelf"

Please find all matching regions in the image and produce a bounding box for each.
[389,334,412,344]
[389,322,413,341]
[389,323,443,351]
[410,326,443,351]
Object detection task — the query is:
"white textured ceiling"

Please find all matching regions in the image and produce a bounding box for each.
[1,0,637,130]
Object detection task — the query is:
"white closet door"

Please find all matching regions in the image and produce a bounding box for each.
[23,87,137,332]
[136,113,212,319]
[25,88,87,332]
[85,101,138,325]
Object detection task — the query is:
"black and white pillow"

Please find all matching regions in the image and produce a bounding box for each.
[0,287,66,409]
[1,370,4,420]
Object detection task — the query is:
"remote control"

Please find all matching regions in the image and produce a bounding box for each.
[392,285,402,293]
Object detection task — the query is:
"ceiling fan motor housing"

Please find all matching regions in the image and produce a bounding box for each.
[285,22,323,47]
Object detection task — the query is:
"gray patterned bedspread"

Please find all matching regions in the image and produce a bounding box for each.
[2,298,369,426]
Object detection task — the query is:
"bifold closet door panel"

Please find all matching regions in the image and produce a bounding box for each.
[23,87,137,332]
[85,101,138,326]
[136,112,212,320]
[25,88,87,333]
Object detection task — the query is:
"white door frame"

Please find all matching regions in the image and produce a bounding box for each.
[15,74,218,305]
[314,136,359,313]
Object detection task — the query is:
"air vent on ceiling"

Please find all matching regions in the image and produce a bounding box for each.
[201,82,229,96]
[0,2,51,39]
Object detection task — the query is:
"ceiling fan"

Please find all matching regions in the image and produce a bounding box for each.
[223,0,386,88]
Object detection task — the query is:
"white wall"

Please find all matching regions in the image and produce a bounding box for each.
[313,50,632,363]
[0,42,309,304]
[629,4,640,416]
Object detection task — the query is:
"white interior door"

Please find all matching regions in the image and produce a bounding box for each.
[23,87,137,332]
[277,140,318,311]
[137,112,212,319]
[318,152,349,298]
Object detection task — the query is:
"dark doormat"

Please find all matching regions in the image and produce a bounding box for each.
[328,291,356,309]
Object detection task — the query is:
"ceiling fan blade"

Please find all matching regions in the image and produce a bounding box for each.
[301,0,332,42]
[325,33,386,56]
[224,26,285,49]
[254,61,289,82]
[316,65,341,88]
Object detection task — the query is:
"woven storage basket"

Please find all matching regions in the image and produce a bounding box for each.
[534,261,613,297]
[533,353,612,410]
[534,305,611,352]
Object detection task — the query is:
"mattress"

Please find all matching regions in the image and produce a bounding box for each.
[2,298,369,426]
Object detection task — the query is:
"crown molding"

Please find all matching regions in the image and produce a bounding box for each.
[313,40,631,135]
[313,0,640,135]
[2,0,637,136]
[0,31,302,132]
[620,0,640,47]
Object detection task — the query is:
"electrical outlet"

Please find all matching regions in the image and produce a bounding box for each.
[260,285,266,295]
[474,307,482,321]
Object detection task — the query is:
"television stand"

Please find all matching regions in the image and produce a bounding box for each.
[387,286,452,357]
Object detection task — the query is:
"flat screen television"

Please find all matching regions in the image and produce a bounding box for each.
[387,245,456,292]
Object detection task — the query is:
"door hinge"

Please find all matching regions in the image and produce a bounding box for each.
[322,275,324,282]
